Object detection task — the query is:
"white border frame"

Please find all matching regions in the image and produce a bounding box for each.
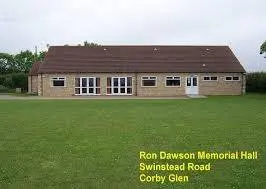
[50,77,66,87]
[202,76,218,81]
[224,76,240,81]
[106,76,133,95]
[185,75,199,95]
[165,76,181,87]
[141,76,157,87]
[74,77,101,96]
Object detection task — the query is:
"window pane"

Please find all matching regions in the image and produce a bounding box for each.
[96,88,100,94]
[107,77,111,87]
[120,88,125,93]
[211,76,217,81]
[166,79,180,86]
[75,88,80,94]
[142,77,148,79]
[89,88,94,93]
[127,88,132,94]
[187,78,191,86]
[193,77,197,86]
[96,78,100,87]
[89,78,94,87]
[127,77,132,86]
[113,78,118,86]
[226,77,232,80]
[150,76,156,79]
[114,88,119,93]
[82,88,87,94]
[142,80,156,86]
[82,78,87,87]
[75,78,80,87]
[233,77,239,80]
[53,80,65,86]
[204,77,210,80]
[120,78,125,86]
[107,87,111,94]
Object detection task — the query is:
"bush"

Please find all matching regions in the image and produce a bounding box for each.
[246,72,266,93]
[0,73,28,92]
[0,85,15,93]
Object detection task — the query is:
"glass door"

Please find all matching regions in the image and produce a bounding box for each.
[185,75,198,95]
[110,77,132,95]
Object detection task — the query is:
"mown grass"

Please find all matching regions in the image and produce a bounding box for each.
[0,94,265,189]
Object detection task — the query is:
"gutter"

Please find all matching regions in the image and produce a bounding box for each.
[135,72,138,96]
[41,73,43,96]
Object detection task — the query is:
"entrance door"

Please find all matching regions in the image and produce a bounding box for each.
[186,75,198,95]
[111,77,132,95]
[81,77,97,95]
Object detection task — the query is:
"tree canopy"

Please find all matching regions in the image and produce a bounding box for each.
[0,50,46,74]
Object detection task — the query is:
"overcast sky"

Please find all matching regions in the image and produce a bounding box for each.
[1,0,266,71]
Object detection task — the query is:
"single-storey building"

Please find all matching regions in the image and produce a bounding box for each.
[28,45,246,97]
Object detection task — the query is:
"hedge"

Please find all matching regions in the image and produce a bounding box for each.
[246,72,266,93]
[0,73,28,92]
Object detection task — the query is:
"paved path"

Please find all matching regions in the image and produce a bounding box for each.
[0,94,191,100]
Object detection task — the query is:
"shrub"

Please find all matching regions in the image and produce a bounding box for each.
[0,73,28,92]
[246,72,266,93]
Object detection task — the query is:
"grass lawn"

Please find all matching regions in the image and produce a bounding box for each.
[0,94,265,189]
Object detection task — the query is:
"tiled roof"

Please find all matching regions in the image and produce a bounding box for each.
[29,61,42,76]
[38,46,245,73]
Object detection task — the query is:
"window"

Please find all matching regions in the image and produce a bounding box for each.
[203,76,218,81]
[166,76,181,86]
[142,76,156,87]
[106,77,132,95]
[51,77,66,87]
[75,77,100,95]
[225,76,232,81]
[233,76,239,81]
[225,76,240,81]
[203,76,210,81]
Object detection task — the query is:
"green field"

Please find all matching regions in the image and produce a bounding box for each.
[0,95,265,189]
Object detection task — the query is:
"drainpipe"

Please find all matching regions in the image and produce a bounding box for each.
[41,73,43,96]
[135,72,138,96]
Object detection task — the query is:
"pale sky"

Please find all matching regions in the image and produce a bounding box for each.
[1,0,266,71]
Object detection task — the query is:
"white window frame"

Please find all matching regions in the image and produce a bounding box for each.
[203,76,218,81]
[50,77,66,87]
[106,77,133,95]
[225,76,240,81]
[141,76,157,87]
[74,77,101,95]
[165,76,181,87]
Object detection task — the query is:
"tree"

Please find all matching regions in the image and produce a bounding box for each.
[14,50,36,73]
[0,50,46,74]
[83,41,100,47]
[260,41,266,58]
[0,53,15,74]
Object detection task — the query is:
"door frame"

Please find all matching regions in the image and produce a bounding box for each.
[80,77,97,95]
[110,77,132,95]
[185,75,199,95]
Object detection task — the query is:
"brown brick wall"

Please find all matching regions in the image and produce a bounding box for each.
[37,73,245,97]
[136,73,186,96]
[198,73,243,95]
[39,73,135,97]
